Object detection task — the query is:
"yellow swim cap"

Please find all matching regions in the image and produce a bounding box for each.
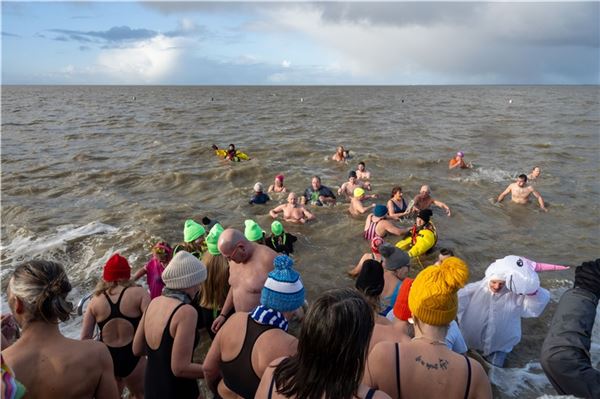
[354,187,365,198]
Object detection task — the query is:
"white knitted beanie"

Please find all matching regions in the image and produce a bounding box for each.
[162,251,207,289]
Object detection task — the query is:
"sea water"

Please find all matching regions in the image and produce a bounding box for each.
[2,85,599,398]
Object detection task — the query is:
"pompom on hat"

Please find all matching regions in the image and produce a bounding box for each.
[206,223,224,255]
[408,256,469,326]
[103,253,131,282]
[184,219,206,243]
[379,243,410,271]
[162,251,207,289]
[373,204,388,217]
[261,255,305,312]
[354,187,365,198]
[356,259,384,297]
[271,220,284,236]
[244,219,265,242]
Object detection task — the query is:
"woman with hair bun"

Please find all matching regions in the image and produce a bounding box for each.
[3,260,119,398]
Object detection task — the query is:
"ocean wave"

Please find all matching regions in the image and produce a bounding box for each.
[1,221,118,267]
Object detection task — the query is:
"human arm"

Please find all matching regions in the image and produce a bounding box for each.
[269,204,284,219]
[337,183,346,195]
[268,185,275,193]
[496,185,511,203]
[432,199,451,216]
[349,253,371,277]
[133,266,147,281]
[80,301,97,340]
[540,260,600,398]
[255,358,284,399]
[531,189,547,212]
[318,186,336,205]
[541,287,600,397]
[384,221,409,237]
[139,289,151,313]
[211,287,234,333]
[449,159,460,170]
[94,343,120,399]
[520,287,550,318]
[302,207,316,221]
[132,311,147,356]
[171,305,204,378]
[202,327,223,394]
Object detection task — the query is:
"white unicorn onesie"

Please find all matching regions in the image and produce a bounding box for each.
[457,255,568,367]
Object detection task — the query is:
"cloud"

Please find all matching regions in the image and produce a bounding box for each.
[2,31,20,38]
[281,60,291,68]
[95,35,185,83]
[261,2,599,84]
[49,26,158,43]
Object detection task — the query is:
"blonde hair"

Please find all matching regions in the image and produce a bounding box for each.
[199,253,230,309]
[93,278,136,297]
[9,260,73,323]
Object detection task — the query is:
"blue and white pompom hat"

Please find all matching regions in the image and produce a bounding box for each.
[261,255,305,312]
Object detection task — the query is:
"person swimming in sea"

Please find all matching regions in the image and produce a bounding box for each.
[448,151,472,169]
[332,145,349,162]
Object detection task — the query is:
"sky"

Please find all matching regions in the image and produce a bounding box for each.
[2,1,599,85]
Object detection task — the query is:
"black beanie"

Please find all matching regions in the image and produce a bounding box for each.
[356,260,384,297]
[417,209,433,224]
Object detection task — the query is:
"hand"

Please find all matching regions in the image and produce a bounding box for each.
[574,259,600,297]
[1,313,19,344]
[210,314,227,334]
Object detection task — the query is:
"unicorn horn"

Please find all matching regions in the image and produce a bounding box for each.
[534,262,570,272]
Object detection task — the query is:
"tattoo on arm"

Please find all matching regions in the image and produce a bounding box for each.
[415,355,449,371]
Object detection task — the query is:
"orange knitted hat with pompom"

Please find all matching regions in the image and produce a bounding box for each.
[408,257,469,326]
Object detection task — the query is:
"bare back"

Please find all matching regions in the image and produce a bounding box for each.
[366,341,491,399]
[229,245,276,312]
[88,286,148,347]
[218,313,298,379]
[3,332,117,399]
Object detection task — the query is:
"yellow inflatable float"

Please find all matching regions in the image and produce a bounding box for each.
[395,209,437,257]
[212,144,250,162]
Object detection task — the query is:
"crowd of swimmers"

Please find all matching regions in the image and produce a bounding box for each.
[1,145,598,399]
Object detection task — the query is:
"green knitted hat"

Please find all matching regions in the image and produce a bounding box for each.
[183,219,205,243]
[244,219,264,242]
[271,220,284,236]
[206,223,224,255]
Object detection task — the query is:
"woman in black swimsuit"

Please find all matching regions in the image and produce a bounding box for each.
[255,288,390,399]
[81,253,150,398]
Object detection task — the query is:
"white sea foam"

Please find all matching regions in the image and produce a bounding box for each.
[448,166,514,184]
[1,221,117,260]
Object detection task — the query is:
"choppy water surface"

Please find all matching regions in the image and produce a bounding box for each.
[2,85,599,398]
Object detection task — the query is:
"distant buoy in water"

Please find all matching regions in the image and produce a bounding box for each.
[211,97,214,101]
[508,99,513,104]
[401,99,404,103]
[132,96,136,100]
[300,98,304,102]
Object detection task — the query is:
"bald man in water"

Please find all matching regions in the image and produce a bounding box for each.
[412,185,452,217]
[212,229,277,333]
